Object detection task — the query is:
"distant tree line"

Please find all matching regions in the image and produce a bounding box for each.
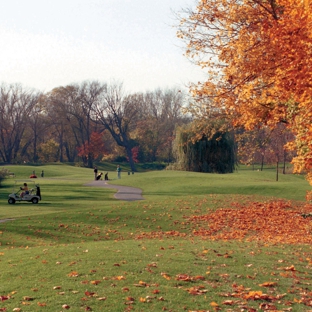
[0,81,295,173]
[0,82,189,170]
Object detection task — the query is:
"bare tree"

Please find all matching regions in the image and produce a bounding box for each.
[24,96,50,163]
[46,81,104,167]
[135,88,187,162]
[46,86,79,162]
[76,81,105,167]
[94,82,141,171]
[0,84,40,163]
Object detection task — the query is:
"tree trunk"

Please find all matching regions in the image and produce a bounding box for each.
[125,145,136,172]
[260,154,264,171]
[33,130,38,163]
[276,161,279,182]
[283,150,286,174]
[88,153,93,169]
[59,130,64,162]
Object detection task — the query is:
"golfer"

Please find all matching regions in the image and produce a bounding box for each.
[94,167,98,180]
[117,165,121,179]
[20,183,29,198]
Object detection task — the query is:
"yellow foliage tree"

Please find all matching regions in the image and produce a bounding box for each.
[178,0,312,197]
[38,139,59,163]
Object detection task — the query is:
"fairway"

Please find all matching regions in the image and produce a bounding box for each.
[0,164,312,311]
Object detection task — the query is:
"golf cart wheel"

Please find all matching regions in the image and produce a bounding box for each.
[31,197,39,204]
[8,198,16,204]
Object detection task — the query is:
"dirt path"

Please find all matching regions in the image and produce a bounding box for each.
[84,180,144,201]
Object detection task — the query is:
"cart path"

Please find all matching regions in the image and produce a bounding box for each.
[0,181,144,224]
[0,218,14,223]
[84,180,144,201]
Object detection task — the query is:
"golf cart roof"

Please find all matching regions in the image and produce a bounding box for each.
[14,179,36,182]
[14,180,39,184]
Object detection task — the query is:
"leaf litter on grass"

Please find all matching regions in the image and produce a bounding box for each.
[189,199,312,244]
[2,196,312,311]
[135,198,312,245]
[130,197,312,311]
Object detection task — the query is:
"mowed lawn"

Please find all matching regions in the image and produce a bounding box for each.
[0,164,312,311]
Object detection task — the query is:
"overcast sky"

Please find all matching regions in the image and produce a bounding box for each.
[0,0,205,93]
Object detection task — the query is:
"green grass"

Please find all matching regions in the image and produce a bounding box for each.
[111,166,310,201]
[0,164,311,311]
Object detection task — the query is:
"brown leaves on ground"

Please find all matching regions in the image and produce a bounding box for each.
[135,199,312,244]
[67,271,79,277]
[220,284,287,305]
[176,274,205,282]
[0,296,9,302]
[189,200,312,244]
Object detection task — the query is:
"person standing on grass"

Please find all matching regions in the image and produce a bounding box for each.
[117,165,121,179]
[94,166,98,180]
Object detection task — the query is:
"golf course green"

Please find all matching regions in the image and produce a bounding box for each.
[0,164,311,311]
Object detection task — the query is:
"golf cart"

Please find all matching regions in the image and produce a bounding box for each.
[8,180,41,204]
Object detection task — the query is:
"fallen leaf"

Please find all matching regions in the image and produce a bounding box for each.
[37,302,47,306]
[259,282,277,287]
[126,296,135,301]
[0,296,9,301]
[62,304,70,309]
[85,291,96,297]
[90,280,101,285]
[210,301,219,307]
[23,296,33,301]
[161,273,171,280]
[67,271,79,277]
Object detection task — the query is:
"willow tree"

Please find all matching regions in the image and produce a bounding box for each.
[173,122,236,173]
[177,0,312,196]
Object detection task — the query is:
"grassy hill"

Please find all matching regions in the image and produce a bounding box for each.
[0,164,311,311]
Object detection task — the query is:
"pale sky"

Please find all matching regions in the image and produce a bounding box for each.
[0,0,205,93]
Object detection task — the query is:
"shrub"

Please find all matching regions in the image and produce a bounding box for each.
[114,155,128,162]
[0,167,10,186]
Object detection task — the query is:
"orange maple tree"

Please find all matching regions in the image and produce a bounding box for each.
[178,0,312,196]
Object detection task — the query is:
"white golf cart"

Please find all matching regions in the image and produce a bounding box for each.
[8,180,41,204]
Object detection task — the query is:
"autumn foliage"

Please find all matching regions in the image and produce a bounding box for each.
[77,131,106,161]
[189,200,312,244]
[136,199,312,245]
[178,0,312,196]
